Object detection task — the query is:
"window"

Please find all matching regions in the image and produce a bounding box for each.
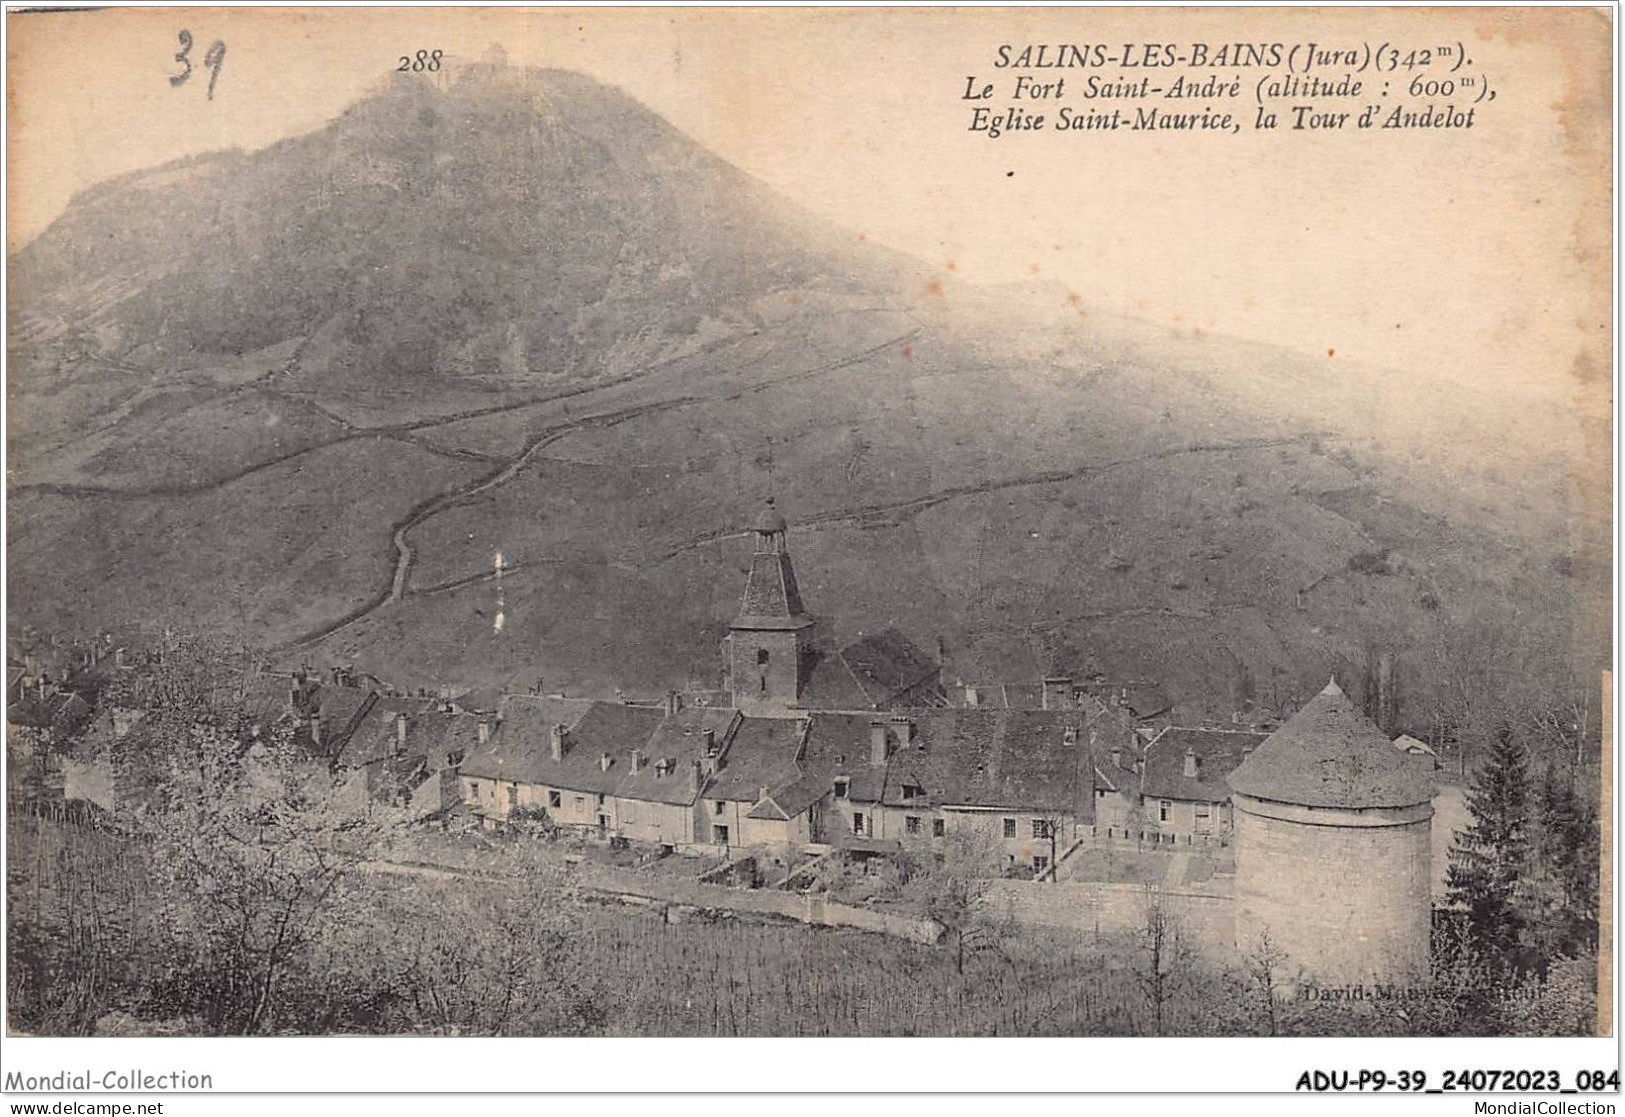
[1002,818,1016,839]
[852,812,865,835]
[757,648,770,665]
[1195,804,1212,833]
[1034,855,1050,873]
[714,823,730,845]
[548,790,561,809]
[575,796,585,811]
[901,783,924,799]
[713,800,725,816]
[1032,818,1052,839]
[833,778,849,800]
[905,815,921,835]
[1159,800,1171,823]
[932,818,946,838]
[506,785,518,809]
[596,793,606,807]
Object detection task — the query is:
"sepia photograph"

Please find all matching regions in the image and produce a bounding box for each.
[0,1,1615,1083]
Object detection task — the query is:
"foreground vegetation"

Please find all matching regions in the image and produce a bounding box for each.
[6,797,1595,1038]
[4,636,1600,1037]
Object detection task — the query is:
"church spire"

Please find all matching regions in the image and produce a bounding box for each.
[727,498,814,713]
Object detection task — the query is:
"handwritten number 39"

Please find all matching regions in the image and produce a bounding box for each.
[171,31,227,100]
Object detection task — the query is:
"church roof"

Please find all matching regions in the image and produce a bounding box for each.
[839,629,940,705]
[733,553,812,631]
[1227,680,1435,809]
[733,499,812,630]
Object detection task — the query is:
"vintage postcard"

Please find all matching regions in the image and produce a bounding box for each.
[2,2,1614,1088]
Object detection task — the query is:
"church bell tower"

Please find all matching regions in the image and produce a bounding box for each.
[725,498,814,715]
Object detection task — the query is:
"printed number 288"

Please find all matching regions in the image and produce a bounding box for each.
[398,50,443,72]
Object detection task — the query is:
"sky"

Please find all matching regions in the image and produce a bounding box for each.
[6,7,1610,411]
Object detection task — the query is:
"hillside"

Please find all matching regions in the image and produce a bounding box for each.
[7,62,1606,732]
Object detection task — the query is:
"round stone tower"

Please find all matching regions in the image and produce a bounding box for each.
[1228,679,1436,988]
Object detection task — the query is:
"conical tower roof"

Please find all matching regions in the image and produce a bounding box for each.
[733,499,812,632]
[1227,679,1434,809]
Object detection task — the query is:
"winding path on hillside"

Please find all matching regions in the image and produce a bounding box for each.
[657,434,1317,562]
[276,325,923,651]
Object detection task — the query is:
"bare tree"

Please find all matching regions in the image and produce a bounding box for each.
[1033,810,1069,882]
[1132,882,1191,1036]
[145,729,384,1034]
[901,827,1008,976]
[1243,927,1292,1036]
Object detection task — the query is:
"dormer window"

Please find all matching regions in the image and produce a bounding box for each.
[901,783,924,800]
[833,777,849,800]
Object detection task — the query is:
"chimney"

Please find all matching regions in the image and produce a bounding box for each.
[690,758,703,794]
[311,713,325,748]
[1111,744,1123,767]
[759,785,770,803]
[599,753,612,772]
[702,727,716,756]
[1242,746,1254,761]
[550,723,567,762]
[870,722,889,767]
[665,690,682,716]
[1063,726,1079,746]
[1183,749,1199,778]
[477,719,491,745]
[629,749,643,774]
[964,685,979,708]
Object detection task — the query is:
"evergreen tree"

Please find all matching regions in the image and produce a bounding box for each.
[1446,727,1531,967]
[1523,765,1599,963]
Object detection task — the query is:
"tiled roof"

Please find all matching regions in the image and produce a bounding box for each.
[735,551,811,629]
[701,715,799,803]
[797,712,889,803]
[838,629,940,706]
[627,707,740,806]
[758,771,829,819]
[309,687,379,758]
[799,709,1093,818]
[1228,680,1436,809]
[461,700,681,801]
[8,690,92,733]
[334,694,440,768]
[797,648,876,711]
[457,695,596,784]
[1083,703,1145,792]
[1139,727,1269,803]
